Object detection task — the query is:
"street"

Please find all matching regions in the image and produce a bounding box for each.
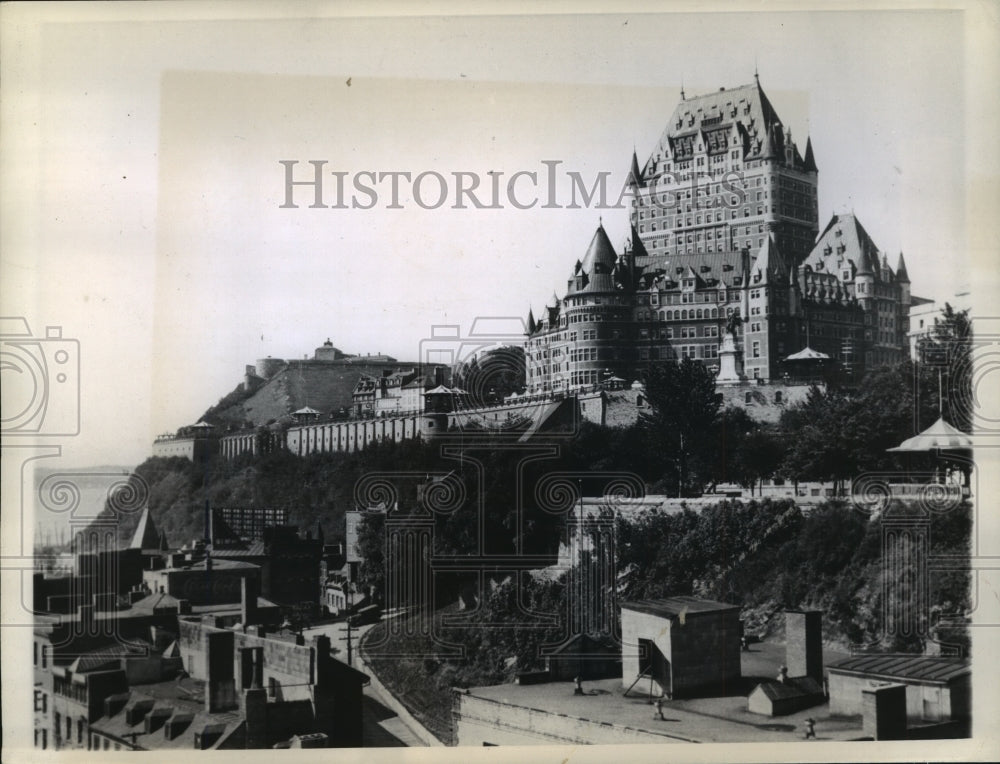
[303,619,428,747]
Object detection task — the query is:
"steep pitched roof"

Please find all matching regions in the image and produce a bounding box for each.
[896,252,910,283]
[750,234,788,285]
[641,79,784,180]
[759,124,778,160]
[568,225,619,295]
[629,223,649,260]
[129,507,163,552]
[805,212,885,281]
[803,136,818,172]
[580,225,617,275]
[628,150,644,187]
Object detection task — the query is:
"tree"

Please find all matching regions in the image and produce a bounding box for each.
[710,407,785,493]
[356,512,386,601]
[917,303,972,432]
[639,359,723,496]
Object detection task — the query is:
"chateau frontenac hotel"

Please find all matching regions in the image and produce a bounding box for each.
[525,76,914,393]
[153,76,927,463]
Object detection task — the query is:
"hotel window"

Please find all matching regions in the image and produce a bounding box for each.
[752,341,761,358]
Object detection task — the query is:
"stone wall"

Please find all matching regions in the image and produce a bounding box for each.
[177,619,314,695]
[717,380,818,423]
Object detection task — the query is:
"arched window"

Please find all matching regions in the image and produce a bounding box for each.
[711,308,718,318]
[697,309,703,319]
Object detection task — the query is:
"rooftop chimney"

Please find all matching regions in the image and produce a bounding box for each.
[204,630,237,713]
[785,609,823,682]
[240,575,259,628]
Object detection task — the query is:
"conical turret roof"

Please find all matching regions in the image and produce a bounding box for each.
[629,150,644,188]
[896,252,910,283]
[803,136,818,172]
[580,224,617,276]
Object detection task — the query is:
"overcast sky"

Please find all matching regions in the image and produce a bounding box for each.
[3,4,996,468]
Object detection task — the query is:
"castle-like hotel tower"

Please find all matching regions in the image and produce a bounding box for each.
[525,76,911,392]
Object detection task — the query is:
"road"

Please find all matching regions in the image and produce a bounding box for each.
[303,619,428,747]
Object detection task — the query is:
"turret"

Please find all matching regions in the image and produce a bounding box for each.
[896,252,911,306]
[803,136,818,173]
[628,149,644,189]
[420,386,453,441]
[855,247,876,310]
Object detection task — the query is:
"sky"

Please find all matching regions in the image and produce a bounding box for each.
[2,3,995,469]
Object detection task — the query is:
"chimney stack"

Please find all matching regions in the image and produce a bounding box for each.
[241,575,259,628]
[204,630,237,712]
[785,609,823,682]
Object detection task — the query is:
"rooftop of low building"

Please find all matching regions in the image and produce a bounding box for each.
[461,640,858,744]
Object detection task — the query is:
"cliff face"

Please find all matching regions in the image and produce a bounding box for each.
[205,358,419,428]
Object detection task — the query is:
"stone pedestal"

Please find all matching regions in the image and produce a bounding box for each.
[716,333,746,385]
